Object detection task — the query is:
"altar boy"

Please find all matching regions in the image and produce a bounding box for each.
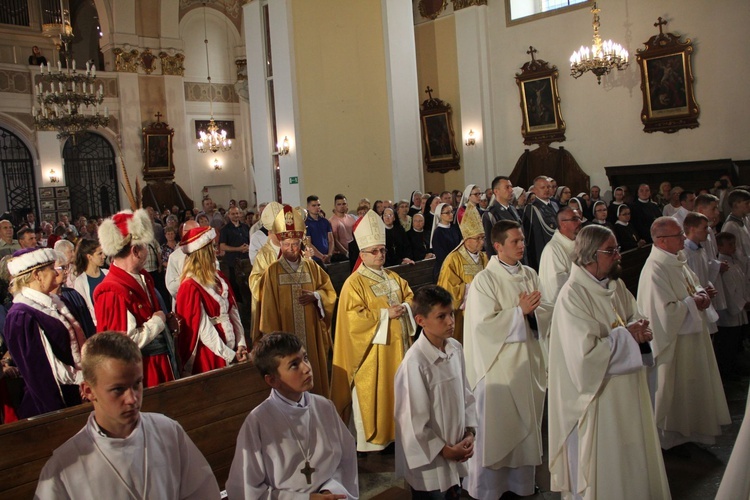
[226,333,358,499]
[395,285,477,499]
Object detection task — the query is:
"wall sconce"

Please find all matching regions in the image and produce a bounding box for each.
[48,168,60,183]
[465,130,476,147]
[275,136,290,156]
[212,158,222,171]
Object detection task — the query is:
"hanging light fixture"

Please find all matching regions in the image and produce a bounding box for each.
[32,0,109,140]
[569,2,629,85]
[196,2,232,154]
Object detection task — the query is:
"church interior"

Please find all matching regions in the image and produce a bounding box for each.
[0,0,749,498]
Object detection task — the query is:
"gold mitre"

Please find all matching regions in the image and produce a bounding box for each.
[354,209,385,249]
[460,202,484,239]
[261,201,283,231]
[273,204,306,240]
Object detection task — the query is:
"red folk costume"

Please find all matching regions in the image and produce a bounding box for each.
[95,209,175,387]
[176,227,247,376]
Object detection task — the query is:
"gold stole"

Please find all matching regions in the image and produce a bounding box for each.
[357,265,411,353]
[278,258,312,347]
[458,245,484,278]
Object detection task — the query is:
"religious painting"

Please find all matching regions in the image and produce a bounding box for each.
[420,88,460,173]
[636,18,699,133]
[515,47,565,145]
[142,113,176,181]
[39,187,54,199]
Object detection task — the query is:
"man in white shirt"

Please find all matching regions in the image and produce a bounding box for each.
[226,333,358,499]
[638,217,731,450]
[673,190,696,226]
[35,332,220,499]
[165,220,199,306]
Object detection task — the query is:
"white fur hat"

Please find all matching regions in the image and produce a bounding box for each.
[7,248,58,277]
[181,226,216,254]
[98,209,154,257]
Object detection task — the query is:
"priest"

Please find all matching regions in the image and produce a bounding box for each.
[436,202,488,344]
[330,210,416,452]
[259,205,336,398]
[548,225,670,499]
[463,220,547,499]
[248,202,283,343]
[638,216,730,450]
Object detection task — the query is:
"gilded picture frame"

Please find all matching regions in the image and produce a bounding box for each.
[143,115,176,181]
[636,21,699,133]
[420,91,461,173]
[515,48,566,145]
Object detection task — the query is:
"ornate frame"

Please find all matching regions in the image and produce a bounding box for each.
[142,113,175,181]
[515,47,566,146]
[420,87,461,173]
[636,18,699,133]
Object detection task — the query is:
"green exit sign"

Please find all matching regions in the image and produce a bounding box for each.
[289,176,299,184]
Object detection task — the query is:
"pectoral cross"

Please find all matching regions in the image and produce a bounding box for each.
[300,460,315,484]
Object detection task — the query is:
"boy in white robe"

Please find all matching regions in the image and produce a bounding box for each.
[395,285,477,499]
[35,332,220,500]
[226,332,358,499]
[683,212,723,334]
[463,220,548,499]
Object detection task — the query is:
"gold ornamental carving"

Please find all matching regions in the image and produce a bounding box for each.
[452,0,487,11]
[140,48,158,75]
[160,52,185,76]
[113,48,140,73]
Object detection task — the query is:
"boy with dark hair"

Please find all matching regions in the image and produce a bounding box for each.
[35,332,220,499]
[395,285,476,499]
[227,333,358,499]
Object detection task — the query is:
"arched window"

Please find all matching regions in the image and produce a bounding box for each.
[0,127,36,222]
[62,133,119,218]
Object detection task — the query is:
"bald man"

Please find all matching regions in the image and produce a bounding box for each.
[522,176,557,270]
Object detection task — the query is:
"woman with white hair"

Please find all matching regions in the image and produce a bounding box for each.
[4,248,86,418]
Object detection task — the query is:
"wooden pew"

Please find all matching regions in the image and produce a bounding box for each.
[0,362,269,498]
[619,244,651,297]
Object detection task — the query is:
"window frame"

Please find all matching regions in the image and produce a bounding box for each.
[504,0,594,27]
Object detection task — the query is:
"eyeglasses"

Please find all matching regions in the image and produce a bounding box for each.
[560,217,583,222]
[596,246,621,256]
[470,191,482,197]
[54,265,69,272]
[361,248,387,255]
[441,210,454,215]
[657,232,685,239]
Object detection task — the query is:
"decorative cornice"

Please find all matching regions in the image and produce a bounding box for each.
[160,52,185,76]
[184,82,239,103]
[452,0,487,11]
[0,70,32,94]
[113,48,140,73]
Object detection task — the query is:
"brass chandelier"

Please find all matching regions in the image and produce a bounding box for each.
[569,2,629,85]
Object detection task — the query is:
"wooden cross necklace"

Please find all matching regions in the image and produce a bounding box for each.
[277,396,316,484]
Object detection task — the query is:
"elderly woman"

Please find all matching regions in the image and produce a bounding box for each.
[396,199,412,232]
[73,238,108,326]
[429,202,462,280]
[4,248,85,418]
[176,227,248,376]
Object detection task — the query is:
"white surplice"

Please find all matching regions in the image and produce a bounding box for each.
[35,413,220,500]
[716,385,750,500]
[395,334,477,493]
[226,389,358,499]
[684,239,724,333]
[637,246,731,449]
[463,257,547,499]
[538,229,576,363]
[548,265,671,500]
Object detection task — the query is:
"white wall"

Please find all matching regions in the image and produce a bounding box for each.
[485,0,750,189]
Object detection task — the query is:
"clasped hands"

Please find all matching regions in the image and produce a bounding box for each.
[627,318,653,344]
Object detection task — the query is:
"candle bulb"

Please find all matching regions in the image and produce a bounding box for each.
[40,63,44,73]
[57,61,61,71]
[104,106,109,117]
[92,66,96,77]
[72,59,76,71]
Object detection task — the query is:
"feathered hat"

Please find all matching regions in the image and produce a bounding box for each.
[181,226,216,254]
[459,202,484,240]
[354,209,386,250]
[272,205,306,240]
[98,209,154,257]
[260,202,283,231]
[7,247,58,277]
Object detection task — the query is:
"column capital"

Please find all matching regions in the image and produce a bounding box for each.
[452,0,487,11]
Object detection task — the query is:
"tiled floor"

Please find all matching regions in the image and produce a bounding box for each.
[359,375,750,500]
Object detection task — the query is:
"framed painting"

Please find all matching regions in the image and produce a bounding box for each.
[41,200,55,211]
[420,89,460,173]
[636,19,699,133]
[41,212,56,223]
[56,199,71,210]
[55,186,69,198]
[39,187,54,199]
[515,47,565,145]
[143,114,176,181]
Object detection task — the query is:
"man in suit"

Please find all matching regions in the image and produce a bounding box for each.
[482,176,523,256]
[523,176,558,270]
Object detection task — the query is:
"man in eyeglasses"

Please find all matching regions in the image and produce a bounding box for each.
[259,205,336,399]
[548,224,669,499]
[330,210,415,453]
[637,216,730,452]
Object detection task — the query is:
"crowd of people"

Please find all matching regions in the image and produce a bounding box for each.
[1,171,749,498]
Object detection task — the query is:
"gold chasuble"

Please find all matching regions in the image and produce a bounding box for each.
[330,265,414,446]
[259,258,336,398]
[248,241,279,343]
[437,244,488,343]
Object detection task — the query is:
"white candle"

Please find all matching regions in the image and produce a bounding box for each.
[57,61,61,71]
[72,59,75,71]
[92,66,96,77]
[40,63,44,73]
[104,106,109,116]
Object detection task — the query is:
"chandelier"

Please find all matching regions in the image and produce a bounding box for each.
[32,6,108,140]
[569,2,628,85]
[196,2,232,154]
